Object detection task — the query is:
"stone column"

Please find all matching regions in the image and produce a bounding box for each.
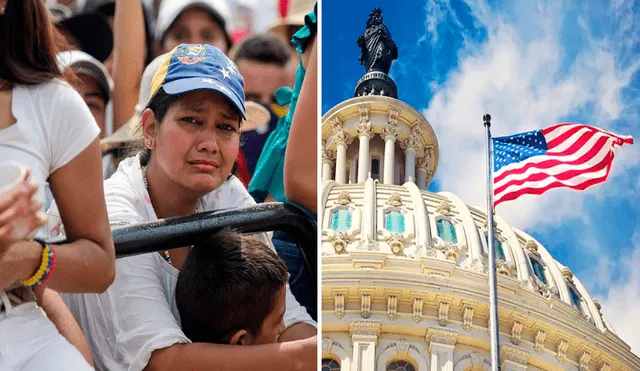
[333,129,349,184]
[383,127,398,184]
[383,107,400,185]
[357,106,374,183]
[349,158,357,184]
[403,143,416,183]
[322,149,335,182]
[500,345,530,371]
[426,328,458,371]
[349,321,380,371]
[416,156,427,189]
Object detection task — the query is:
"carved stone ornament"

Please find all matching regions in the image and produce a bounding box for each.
[435,201,453,216]
[333,294,344,319]
[356,118,374,140]
[562,267,574,282]
[427,328,458,346]
[593,299,602,312]
[334,294,345,319]
[383,123,399,140]
[401,135,420,152]
[412,298,423,323]
[396,338,408,353]
[387,296,398,320]
[322,149,336,164]
[510,321,523,345]
[329,232,349,253]
[388,107,400,126]
[386,193,403,207]
[598,361,611,371]
[416,156,428,173]
[360,294,371,318]
[386,234,405,255]
[358,105,370,123]
[496,260,511,276]
[322,337,333,350]
[579,351,591,371]
[349,321,381,337]
[434,240,466,262]
[335,191,352,205]
[462,306,475,331]
[525,239,539,254]
[556,338,569,363]
[528,276,558,299]
[501,345,529,366]
[533,330,546,353]
[330,115,343,130]
[458,353,489,369]
[332,128,350,147]
[438,302,450,326]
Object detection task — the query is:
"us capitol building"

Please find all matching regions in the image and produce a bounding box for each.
[320,9,640,371]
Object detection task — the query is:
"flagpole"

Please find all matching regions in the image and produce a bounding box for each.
[484,113,501,371]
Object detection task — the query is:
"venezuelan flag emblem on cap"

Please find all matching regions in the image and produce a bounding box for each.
[149,44,246,119]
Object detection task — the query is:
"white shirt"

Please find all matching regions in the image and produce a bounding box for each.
[50,155,315,371]
[0,80,99,220]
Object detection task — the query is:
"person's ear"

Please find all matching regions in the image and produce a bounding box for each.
[228,329,252,345]
[141,108,158,149]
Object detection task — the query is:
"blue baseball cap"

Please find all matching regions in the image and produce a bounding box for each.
[149,44,246,119]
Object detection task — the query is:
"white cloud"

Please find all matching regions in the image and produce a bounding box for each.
[422,0,639,230]
[597,229,640,354]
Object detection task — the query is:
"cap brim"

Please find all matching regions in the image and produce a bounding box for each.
[162,77,246,119]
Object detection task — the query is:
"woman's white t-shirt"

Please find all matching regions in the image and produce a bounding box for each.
[0,79,99,238]
[49,155,315,371]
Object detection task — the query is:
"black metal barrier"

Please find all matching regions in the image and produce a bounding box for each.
[96,203,316,290]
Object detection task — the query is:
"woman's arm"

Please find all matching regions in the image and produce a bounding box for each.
[35,287,94,367]
[146,336,317,371]
[11,138,115,293]
[111,0,146,131]
[284,38,318,214]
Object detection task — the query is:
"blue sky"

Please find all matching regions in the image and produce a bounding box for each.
[323,0,640,353]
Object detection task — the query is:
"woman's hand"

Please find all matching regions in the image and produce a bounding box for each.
[0,175,45,252]
[0,240,42,291]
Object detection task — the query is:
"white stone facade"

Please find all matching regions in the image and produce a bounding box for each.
[321,95,640,371]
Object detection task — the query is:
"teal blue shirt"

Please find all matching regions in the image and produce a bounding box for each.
[248,4,317,219]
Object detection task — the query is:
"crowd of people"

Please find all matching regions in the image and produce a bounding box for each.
[0,0,317,370]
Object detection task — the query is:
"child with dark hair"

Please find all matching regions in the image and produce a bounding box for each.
[176,231,289,345]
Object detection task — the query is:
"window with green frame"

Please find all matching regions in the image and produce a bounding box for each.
[331,209,352,232]
[384,211,405,233]
[530,257,547,284]
[436,219,457,243]
[484,234,506,261]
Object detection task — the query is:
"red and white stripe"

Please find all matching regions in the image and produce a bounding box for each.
[494,123,634,206]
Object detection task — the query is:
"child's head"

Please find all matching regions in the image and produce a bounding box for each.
[176,230,288,345]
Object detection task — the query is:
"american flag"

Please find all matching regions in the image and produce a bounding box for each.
[492,123,634,206]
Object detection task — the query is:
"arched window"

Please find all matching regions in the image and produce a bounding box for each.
[530,258,547,284]
[387,360,416,371]
[331,209,352,232]
[385,211,405,233]
[322,358,341,371]
[484,234,506,261]
[568,286,582,310]
[436,219,457,243]
[371,158,380,181]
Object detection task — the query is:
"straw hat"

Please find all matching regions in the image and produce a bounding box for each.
[268,0,315,39]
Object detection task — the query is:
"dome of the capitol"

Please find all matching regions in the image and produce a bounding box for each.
[320,9,640,371]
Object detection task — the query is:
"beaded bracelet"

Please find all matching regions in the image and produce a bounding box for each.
[21,243,56,288]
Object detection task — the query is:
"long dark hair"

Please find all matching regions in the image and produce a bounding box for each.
[0,0,64,84]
